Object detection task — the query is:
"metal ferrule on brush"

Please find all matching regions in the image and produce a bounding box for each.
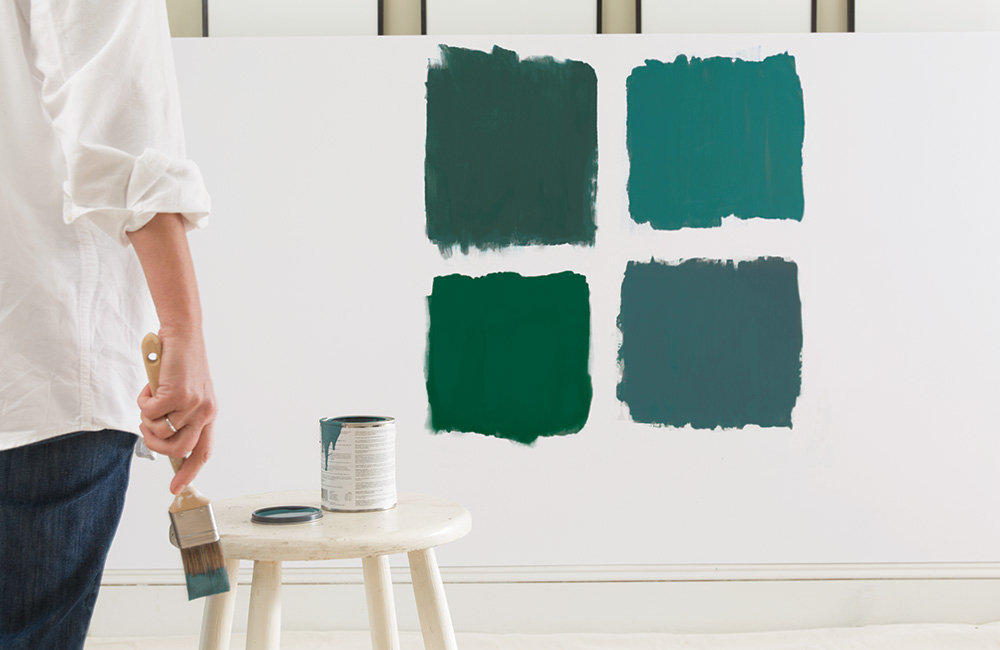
[170,504,221,548]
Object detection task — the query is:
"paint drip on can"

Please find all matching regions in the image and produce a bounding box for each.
[320,416,396,512]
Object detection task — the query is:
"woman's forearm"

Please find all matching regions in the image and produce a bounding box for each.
[127,212,217,494]
[127,212,202,334]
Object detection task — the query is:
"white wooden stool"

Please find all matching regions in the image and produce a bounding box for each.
[198,490,472,650]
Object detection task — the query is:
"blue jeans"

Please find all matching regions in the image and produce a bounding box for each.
[0,430,134,650]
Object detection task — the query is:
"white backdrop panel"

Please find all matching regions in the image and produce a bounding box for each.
[642,0,812,33]
[856,0,1000,31]
[425,0,598,34]
[209,0,378,36]
[105,34,1000,571]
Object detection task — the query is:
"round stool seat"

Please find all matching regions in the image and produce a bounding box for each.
[212,490,471,562]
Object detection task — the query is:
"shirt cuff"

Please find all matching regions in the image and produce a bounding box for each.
[63,148,211,246]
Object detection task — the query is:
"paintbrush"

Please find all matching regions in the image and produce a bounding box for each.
[142,332,230,600]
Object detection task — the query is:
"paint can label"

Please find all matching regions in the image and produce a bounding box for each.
[320,416,396,512]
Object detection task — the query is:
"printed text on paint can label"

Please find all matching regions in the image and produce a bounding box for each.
[320,426,396,511]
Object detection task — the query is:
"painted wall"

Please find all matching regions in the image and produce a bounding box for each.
[105,34,1000,572]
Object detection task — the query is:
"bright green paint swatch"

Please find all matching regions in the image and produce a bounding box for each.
[627,54,805,229]
[426,272,592,444]
[617,258,802,429]
[425,45,598,253]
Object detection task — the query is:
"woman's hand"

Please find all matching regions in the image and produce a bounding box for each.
[137,328,217,494]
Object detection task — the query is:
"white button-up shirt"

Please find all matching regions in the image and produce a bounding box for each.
[1,0,210,450]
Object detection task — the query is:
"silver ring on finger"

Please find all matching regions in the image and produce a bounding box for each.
[164,416,178,434]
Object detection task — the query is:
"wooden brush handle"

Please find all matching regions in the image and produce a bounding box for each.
[141,332,187,476]
[142,335,213,521]
[141,332,162,396]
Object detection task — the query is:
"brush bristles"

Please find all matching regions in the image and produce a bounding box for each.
[181,541,231,600]
[180,540,225,575]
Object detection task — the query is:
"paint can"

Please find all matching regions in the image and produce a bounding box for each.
[320,416,396,512]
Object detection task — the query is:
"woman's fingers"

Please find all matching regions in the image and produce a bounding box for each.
[170,421,215,495]
[140,419,199,458]
[140,412,181,440]
[137,394,217,490]
[137,329,218,491]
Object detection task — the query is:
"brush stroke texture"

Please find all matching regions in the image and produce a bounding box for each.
[425,45,598,254]
[627,54,805,229]
[618,258,802,428]
[426,271,592,443]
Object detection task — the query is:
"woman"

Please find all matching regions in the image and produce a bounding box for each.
[1,1,217,647]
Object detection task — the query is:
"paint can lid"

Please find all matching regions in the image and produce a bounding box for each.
[251,506,323,525]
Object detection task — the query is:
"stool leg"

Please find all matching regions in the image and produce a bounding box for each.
[246,560,282,650]
[408,548,457,650]
[199,557,241,650]
[362,555,400,650]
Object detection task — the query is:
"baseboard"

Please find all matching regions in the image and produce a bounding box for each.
[91,563,1000,637]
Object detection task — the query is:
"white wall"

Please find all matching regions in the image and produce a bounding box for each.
[102,34,1000,580]
[92,564,1000,636]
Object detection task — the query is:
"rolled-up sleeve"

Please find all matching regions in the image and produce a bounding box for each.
[20,0,210,245]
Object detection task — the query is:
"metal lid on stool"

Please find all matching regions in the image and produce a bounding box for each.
[251,506,323,524]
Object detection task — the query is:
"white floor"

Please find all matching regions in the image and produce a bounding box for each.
[85,624,1000,650]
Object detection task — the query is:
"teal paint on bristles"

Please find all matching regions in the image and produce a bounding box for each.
[143,333,231,601]
[176,529,230,600]
[168,473,231,600]
[185,566,231,600]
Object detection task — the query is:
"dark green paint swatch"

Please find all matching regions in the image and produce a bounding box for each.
[617,258,802,429]
[425,45,598,253]
[426,272,592,443]
[627,54,805,229]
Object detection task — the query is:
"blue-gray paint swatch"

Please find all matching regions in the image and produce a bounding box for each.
[617,258,802,428]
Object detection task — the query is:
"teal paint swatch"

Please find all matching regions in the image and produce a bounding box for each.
[617,258,802,428]
[426,271,592,444]
[627,54,805,229]
[425,45,598,253]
